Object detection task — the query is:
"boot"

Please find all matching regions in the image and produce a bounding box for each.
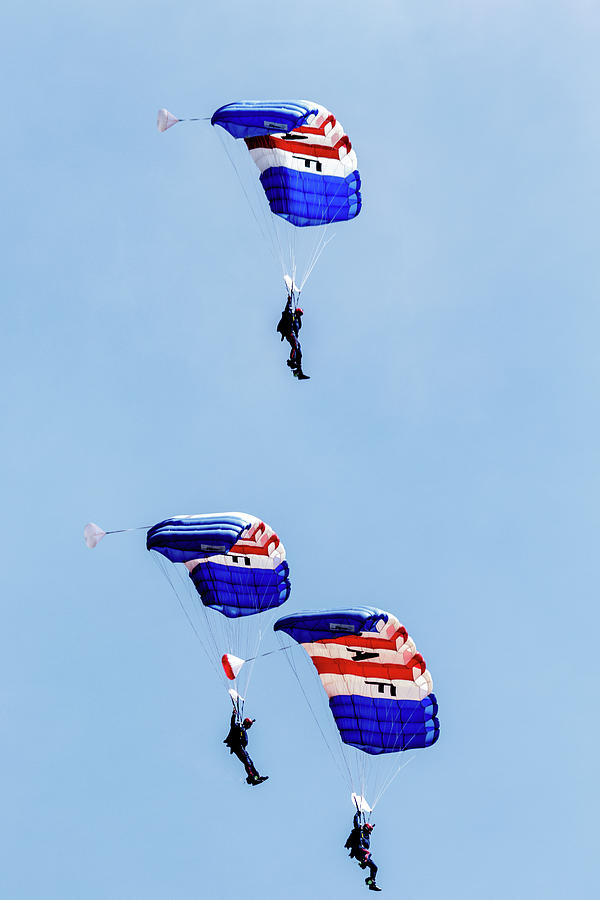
[365,878,381,892]
[251,775,269,785]
[296,371,310,380]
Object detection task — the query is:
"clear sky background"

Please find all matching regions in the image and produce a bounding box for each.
[2,1,599,897]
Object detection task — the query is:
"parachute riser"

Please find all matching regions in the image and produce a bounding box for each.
[228,687,245,720]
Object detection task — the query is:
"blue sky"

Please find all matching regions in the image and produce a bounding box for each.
[2,1,599,897]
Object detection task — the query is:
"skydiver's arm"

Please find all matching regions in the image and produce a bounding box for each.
[353,812,361,830]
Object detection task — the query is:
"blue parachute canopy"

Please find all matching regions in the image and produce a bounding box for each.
[211,101,319,139]
[329,694,439,755]
[274,607,439,755]
[146,513,253,563]
[148,513,291,620]
[190,557,290,619]
[274,607,390,644]
[258,168,361,228]
[213,100,361,228]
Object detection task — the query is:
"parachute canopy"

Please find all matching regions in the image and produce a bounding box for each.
[84,522,106,549]
[147,513,252,563]
[147,513,290,619]
[157,108,179,132]
[212,99,362,228]
[222,653,245,680]
[211,101,319,139]
[274,607,439,755]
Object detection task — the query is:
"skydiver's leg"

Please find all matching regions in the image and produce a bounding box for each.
[366,859,378,881]
[285,334,297,367]
[232,747,258,778]
[238,750,268,784]
[290,336,299,363]
[242,751,258,778]
[363,856,380,889]
[357,852,378,880]
[293,341,309,378]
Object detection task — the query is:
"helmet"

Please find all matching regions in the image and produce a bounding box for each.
[363,823,374,832]
[295,307,304,315]
[242,717,255,728]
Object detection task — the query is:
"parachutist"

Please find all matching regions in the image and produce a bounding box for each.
[345,812,381,891]
[277,295,309,380]
[224,711,268,786]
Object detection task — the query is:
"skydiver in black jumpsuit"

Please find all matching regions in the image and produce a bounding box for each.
[345,812,381,891]
[223,711,268,786]
[276,294,310,380]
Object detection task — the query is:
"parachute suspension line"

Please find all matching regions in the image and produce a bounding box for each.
[368,704,423,810]
[268,175,293,290]
[226,568,278,697]
[349,649,409,804]
[218,129,292,286]
[300,228,326,293]
[279,638,353,789]
[177,564,226,675]
[300,232,336,293]
[216,130,282,272]
[335,658,410,807]
[370,754,416,812]
[161,556,261,696]
[150,554,222,684]
[274,161,294,284]
[298,165,355,292]
[242,557,290,698]
[234,597,275,703]
[253,153,289,282]
[216,128,262,233]
[335,665,372,800]
[217,139,346,300]
[151,554,201,645]
[181,551,287,702]
[288,227,297,299]
[298,169,351,292]
[202,576,250,688]
[240,600,285,701]
[171,560,223,671]
[306,653,361,798]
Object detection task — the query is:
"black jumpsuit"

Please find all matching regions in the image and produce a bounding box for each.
[223,712,258,780]
[345,812,378,882]
[277,298,303,371]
